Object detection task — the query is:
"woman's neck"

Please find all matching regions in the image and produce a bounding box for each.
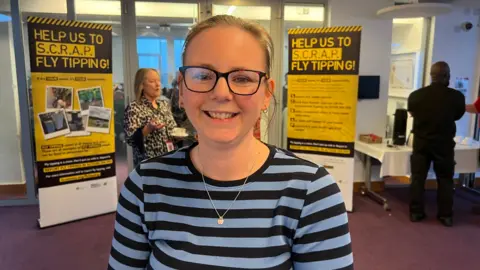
[193,135,269,181]
[144,95,158,108]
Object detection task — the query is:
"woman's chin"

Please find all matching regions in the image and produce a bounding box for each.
[202,130,241,144]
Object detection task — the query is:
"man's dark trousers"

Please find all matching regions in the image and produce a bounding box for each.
[409,136,455,217]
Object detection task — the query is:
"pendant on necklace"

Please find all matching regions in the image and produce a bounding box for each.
[217,217,224,225]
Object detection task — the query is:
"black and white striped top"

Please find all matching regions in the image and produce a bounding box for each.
[109,143,354,269]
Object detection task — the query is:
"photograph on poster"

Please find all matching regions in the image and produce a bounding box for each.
[46,86,73,111]
[38,110,71,140]
[86,106,111,134]
[77,86,104,115]
[65,110,91,137]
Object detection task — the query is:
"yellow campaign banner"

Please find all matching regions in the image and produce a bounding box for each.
[27,17,115,188]
[287,26,362,157]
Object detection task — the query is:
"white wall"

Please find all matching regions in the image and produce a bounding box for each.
[387,18,427,138]
[391,18,425,54]
[429,3,480,137]
[0,21,24,185]
[328,0,393,182]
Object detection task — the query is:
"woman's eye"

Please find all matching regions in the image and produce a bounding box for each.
[232,76,253,83]
[193,74,212,80]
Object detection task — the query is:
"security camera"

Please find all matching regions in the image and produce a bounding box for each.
[461,22,474,31]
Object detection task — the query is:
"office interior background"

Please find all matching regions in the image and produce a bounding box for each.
[1,0,480,206]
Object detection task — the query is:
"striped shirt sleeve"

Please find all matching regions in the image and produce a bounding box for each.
[292,168,354,270]
[108,168,151,269]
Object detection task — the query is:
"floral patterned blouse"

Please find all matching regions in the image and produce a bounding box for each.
[124,96,177,166]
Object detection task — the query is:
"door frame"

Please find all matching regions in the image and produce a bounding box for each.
[122,0,207,172]
[0,0,38,206]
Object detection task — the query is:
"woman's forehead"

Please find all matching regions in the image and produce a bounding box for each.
[184,26,266,71]
[145,71,159,79]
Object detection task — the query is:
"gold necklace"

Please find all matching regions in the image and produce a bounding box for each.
[197,146,257,225]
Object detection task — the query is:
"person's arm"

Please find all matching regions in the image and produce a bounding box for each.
[466,104,477,113]
[454,92,466,121]
[124,104,154,151]
[292,168,354,270]
[124,104,142,147]
[108,167,151,269]
[159,100,178,135]
[466,97,480,114]
[407,94,415,117]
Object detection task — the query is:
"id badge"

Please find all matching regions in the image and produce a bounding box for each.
[166,140,175,152]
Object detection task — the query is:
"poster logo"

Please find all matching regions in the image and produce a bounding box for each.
[28,17,112,74]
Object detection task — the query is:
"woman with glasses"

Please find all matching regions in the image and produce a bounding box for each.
[123,68,178,166]
[109,15,353,270]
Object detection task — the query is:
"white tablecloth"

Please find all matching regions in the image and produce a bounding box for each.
[355,140,480,177]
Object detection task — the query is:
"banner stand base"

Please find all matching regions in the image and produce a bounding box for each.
[37,177,118,228]
[37,210,116,229]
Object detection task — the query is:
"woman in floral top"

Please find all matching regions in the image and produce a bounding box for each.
[123,68,177,166]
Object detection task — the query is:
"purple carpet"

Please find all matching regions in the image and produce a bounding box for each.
[0,188,479,270]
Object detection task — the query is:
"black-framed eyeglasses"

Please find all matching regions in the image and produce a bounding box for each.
[179,66,268,96]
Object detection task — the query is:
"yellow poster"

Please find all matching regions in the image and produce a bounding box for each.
[27,17,114,188]
[287,26,362,157]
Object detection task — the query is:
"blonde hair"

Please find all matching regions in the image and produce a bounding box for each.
[182,15,274,77]
[134,68,159,101]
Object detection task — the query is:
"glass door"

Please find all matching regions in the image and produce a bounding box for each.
[0,0,69,202]
[0,1,27,200]
[74,0,129,189]
[135,1,198,101]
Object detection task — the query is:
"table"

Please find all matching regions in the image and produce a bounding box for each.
[355,140,480,210]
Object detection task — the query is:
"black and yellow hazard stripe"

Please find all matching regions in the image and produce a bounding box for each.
[27,16,112,31]
[288,26,362,35]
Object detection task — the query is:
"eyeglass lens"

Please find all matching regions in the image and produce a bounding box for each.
[184,67,261,95]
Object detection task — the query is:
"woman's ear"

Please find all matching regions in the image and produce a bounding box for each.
[263,78,275,110]
[178,73,184,105]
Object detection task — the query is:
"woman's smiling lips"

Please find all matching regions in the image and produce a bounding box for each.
[203,110,240,122]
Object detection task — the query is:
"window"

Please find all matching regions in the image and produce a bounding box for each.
[174,39,185,73]
[0,3,25,199]
[137,38,169,87]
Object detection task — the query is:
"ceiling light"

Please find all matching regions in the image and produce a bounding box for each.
[377,3,452,19]
[146,26,151,29]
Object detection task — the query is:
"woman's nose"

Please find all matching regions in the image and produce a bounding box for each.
[211,77,233,100]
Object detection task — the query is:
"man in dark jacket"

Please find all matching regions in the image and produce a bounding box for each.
[407,61,465,227]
